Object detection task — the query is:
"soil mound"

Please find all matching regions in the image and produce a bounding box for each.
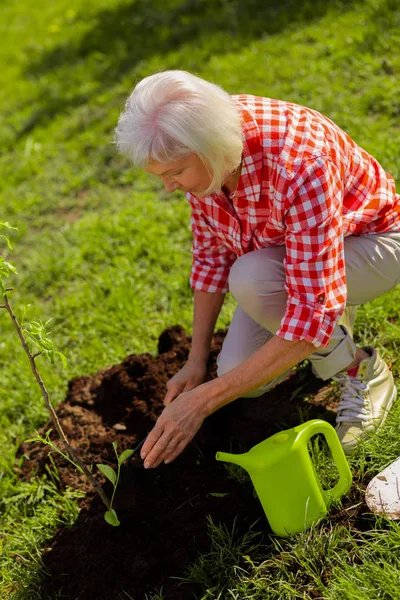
[19,325,341,600]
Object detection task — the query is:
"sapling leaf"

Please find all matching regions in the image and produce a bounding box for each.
[96,463,117,485]
[0,257,18,295]
[208,492,231,498]
[55,351,68,369]
[0,257,18,277]
[118,449,134,465]
[112,441,118,450]
[22,319,67,367]
[20,304,31,327]
[0,235,13,250]
[104,509,120,527]
[0,222,18,250]
[25,428,51,443]
[0,221,18,231]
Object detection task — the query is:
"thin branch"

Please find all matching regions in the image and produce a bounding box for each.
[3,292,110,510]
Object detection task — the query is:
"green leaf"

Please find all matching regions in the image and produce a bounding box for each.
[0,223,18,249]
[0,222,18,232]
[104,509,120,527]
[55,351,68,369]
[0,234,12,250]
[24,428,48,444]
[96,464,117,485]
[118,449,134,465]
[0,257,18,276]
[112,441,118,451]
[207,492,230,498]
[3,260,17,274]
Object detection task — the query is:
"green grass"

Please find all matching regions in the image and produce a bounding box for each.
[1,0,400,597]
[0,466,84,599]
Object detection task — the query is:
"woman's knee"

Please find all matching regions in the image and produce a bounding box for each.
[228,247,286,301]
[216,349,242,378]
[228,249,287,332]
[344,234,400,305]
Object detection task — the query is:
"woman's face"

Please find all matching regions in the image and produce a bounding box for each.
[144,153,212,196]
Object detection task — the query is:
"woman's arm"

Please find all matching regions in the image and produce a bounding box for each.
[140,334,316,468]
[199,334,316,415]
[188,290,226,364]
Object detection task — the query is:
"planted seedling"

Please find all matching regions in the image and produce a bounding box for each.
[97,442,135,526]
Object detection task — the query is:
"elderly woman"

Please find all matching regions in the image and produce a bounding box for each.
[115,70,400,469]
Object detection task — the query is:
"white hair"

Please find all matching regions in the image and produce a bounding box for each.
[114,70,244,195]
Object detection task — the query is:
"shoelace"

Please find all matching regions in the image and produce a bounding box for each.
[332,372,369,424]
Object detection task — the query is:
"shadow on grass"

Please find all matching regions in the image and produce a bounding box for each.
[19,0,356,138]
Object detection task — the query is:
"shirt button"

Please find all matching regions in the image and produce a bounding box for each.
[317,295,324,303]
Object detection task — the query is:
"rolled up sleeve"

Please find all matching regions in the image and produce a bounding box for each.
[188,199,237,293]
[277,157,347,348]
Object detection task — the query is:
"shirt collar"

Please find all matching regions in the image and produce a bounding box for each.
[210,100,264,203]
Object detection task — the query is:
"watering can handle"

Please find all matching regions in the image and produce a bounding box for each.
[298,419,352,500]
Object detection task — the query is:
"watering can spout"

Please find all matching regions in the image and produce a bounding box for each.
[216,451,249,471]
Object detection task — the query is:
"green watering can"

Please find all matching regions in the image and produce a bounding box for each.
[216,419,352,537]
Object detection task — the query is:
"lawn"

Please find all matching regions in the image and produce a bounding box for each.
[1,0,400,598]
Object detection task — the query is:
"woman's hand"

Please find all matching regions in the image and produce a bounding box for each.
[140,386,208,468]
[163,359,207,406]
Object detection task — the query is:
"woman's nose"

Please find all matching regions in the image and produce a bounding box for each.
[163,178,179,193]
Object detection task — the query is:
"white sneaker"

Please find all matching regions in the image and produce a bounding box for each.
[333,346,397,454]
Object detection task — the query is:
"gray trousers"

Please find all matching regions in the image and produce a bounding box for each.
[216,233,400,397]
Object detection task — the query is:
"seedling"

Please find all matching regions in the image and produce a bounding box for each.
[0,222,135,526]
[97,442,135,526]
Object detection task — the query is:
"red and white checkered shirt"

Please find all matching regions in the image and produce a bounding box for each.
[186,95,400,347]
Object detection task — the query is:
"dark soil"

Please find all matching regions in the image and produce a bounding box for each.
[18,325,367,600]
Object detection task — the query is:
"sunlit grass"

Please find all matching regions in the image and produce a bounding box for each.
[1,0,400,597]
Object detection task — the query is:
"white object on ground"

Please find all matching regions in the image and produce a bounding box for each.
[365,456,400,519]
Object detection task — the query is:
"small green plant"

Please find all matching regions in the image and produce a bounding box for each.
[97,442,134,526]
[0,221,132,526]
